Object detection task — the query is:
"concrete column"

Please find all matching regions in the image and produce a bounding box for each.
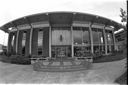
[13,32,17,55]
[25,29,30,56]
[49,26,51,58]
[16,30,19,54]
[29,28,33,55]
[7,32,13,56]
[89,22,93,54]
[17,31,23,55]
[103,26,107,54]
[112,30,116,51]
[31,28,38,56]
[71,26,74,58]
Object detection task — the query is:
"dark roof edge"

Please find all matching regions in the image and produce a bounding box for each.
[0,11,124,32]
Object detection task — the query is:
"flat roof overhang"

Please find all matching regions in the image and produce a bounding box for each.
[0,11,125,33]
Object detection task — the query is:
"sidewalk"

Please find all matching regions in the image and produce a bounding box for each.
[0,58,126,84]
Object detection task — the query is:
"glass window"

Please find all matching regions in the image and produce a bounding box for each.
[73,27,82,44]
[22,31,26,55]
[106,30,114,54]
[73,27,90,45]
[51,46,71,58]
[38,29,43,55]
[93,45,100,54]
[11,33,16,53]
[92,28,104,45]
[74,46,91,57]
[99,30,104,44]
[92,28,99,44]
[106,30,114,44]
[11,34,15,47]
[83,28,90,44]
[107,45,114,53]
[73,27,91,58]
[92,28,105,55]
[93,45,105,55]
[99,45,105,54]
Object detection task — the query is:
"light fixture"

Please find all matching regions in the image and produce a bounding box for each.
[8,27,12,30]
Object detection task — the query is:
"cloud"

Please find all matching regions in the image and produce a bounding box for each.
[0,0,126,25]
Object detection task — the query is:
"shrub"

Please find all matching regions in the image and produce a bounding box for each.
[10,55,31,65]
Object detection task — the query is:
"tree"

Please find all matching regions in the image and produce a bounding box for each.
[119,8,127,44]
[119,8,127,69]
[119,8,127,30]
[120,8,127,22]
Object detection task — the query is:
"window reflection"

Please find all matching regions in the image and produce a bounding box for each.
[11,33,16,54]
[83,29,90,44]
[92,28,105,55]
[11,34,15,48]
[106,30,113,44]
[93,45,105,54]
[92,29,99,44]
[73,27,90,45]
[106,30,114,53]
[22,31,26,55]
[38,29,43,55]
[73,27,82,44]
[52,46,71,58]
[92,28,104,44]
[73,27,91,58]
[74,46,91,57]
[107,45,114,53]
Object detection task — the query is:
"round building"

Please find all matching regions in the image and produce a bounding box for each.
[0,12,123,65]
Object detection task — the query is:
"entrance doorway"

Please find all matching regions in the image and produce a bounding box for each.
[51,29,71,58]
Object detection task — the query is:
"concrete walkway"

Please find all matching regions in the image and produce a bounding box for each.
[0,58,126,84]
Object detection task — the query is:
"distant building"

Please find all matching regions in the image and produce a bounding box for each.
[115,30,127,51]
[0,44,2,52]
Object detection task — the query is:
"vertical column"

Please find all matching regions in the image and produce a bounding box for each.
[16,29,19,54]
[43,27,49,57]
[103,26,107,55]
[7,32,13,56]
[41,29,44,56]
[25,29,30,56]
[49,26,51,58]
[17,31,23,55]
[89,22,93,54]
[29,28,33,55]
[13,32,17,55]
[31,28,38,56]
[112,30,116,51]
[71,26,74,58]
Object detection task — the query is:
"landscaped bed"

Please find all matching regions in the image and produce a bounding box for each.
[93,48,127,63]
[114,70,127,84]
[93,53,126,63]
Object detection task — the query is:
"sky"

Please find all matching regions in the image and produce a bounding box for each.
[0,0,127,46]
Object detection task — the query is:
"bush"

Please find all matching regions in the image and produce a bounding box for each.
[0,55,11,63]
[10,55,31,65]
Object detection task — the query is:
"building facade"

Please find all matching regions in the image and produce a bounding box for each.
[0,12,123,63]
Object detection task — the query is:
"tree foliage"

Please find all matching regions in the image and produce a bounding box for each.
[119,8,127,23]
